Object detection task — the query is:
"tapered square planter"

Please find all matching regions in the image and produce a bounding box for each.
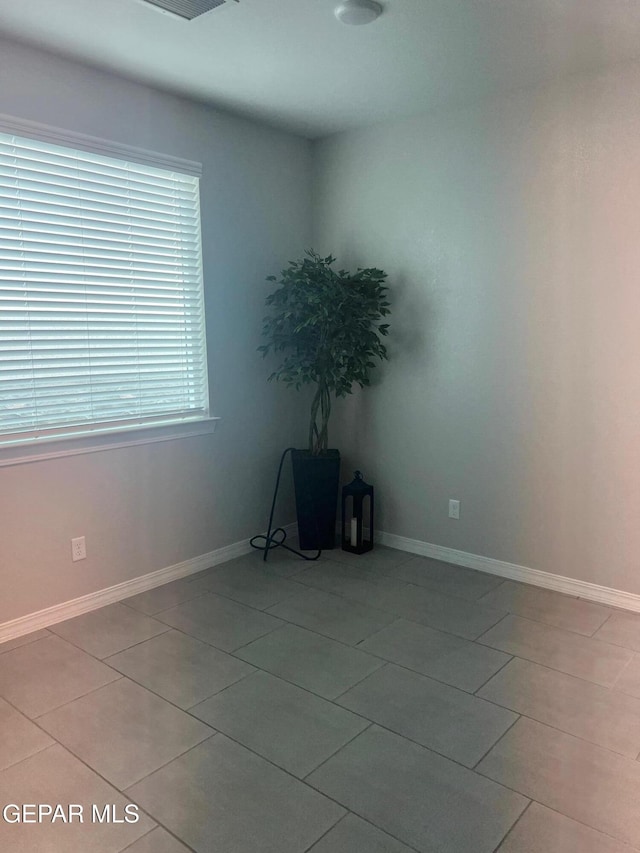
[291,449,341,550]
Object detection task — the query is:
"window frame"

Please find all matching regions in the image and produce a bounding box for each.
[0,113,216,467]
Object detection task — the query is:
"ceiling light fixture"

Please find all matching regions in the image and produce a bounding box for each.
[334,0,383,26]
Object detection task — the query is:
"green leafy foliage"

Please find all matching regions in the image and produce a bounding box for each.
[259,250,390,455]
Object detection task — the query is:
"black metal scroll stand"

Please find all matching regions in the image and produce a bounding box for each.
[250,447,322,562]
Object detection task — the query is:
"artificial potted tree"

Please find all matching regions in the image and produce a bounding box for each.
[259,250,390,549]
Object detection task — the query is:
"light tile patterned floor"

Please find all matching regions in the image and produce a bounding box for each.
[1,545,640,851]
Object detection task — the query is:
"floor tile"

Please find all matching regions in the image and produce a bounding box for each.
[191,669,369,777]
[497,803,638,853]
[0,629,50,655]
[477,717,640,849]
[155,592,282,651]
[478,615,633,687]
[479,657,640,757]
[594,611,640,651]
[337,663,517,768]
[0,635,120,718]
[267,586,397,645]
[38,678,213,789]
[105,629,255,709]
[358,618,510,692]
[373,556,504,601]
[127,734,345,853]
[307,725,528,853]
[199,562,306,610]
[0,697,53,771]
[50,603,170,658]
[478,581,612,636]
[121,827,192,853]
[123,574,215,616]
[384,584,507,640]
[0,744,153,852]
[308,813,415,852]
[613,654,640,699]
[235,624,384,699]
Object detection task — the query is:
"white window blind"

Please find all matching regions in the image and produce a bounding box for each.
[0,129,208,445]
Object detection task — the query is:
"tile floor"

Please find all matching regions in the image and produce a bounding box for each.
[2,545,640,851]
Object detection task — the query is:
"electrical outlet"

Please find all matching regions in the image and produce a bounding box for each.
[448,499,460,520]
[71,536,86,561]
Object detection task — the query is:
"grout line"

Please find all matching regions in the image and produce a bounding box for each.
[289,577,508,646]
[354,616,403,647]
[224,652,385,705]
[474,612,513,644]
[585,610,615,638]
[471,713,523,770]
[349,562,510,606]
[184,665,259,712]
[227,621,291,655]
[29,675,125,722]
[0,629,53,657]
[471,703,640,775]
[343,638,508,694]
[473,634,634,691]
[510,710,640,763]
[106,650,258,714]
[323,810,425,853]
[300,720,376,784]
[230,617,388,657]
[195,576,311,613]
[0,738,55,775]
[471,655,640,766]
[342,715,512,777]
[119,731,218,792]
[118,824,199,853]
[301,722,374,783]
[119,579,215,617]
[489,798,534,853]
[330,661,389,703]
[472,654,515,695]
[610,654,637,694]
[518,799,640,849]
[266,584,404,621]
[300,808,426,853]
[46,623,173,663]
[476,579,510,604]
[299,813,349,853]
[101,630,192,664]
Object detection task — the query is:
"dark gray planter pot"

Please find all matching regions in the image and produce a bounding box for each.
[291,449,341,550]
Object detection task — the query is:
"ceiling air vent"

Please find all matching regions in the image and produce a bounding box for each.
[141,0,238,20]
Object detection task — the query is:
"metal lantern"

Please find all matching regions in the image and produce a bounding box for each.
[341,470,374,554]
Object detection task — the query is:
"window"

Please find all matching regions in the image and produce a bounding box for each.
[0,126,209,453]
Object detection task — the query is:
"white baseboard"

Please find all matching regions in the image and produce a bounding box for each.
[0,525,296,645]
[377,530,640,613]
[6,523,638,647]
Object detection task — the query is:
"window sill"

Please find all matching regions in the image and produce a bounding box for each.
[0,417,221,468]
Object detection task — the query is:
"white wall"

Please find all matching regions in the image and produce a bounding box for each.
[313,63,640,595]
[0,38,311,622]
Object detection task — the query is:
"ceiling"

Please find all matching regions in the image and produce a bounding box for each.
[1,0,640,138]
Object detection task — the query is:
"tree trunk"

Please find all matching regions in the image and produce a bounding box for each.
[309,383,331,455]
